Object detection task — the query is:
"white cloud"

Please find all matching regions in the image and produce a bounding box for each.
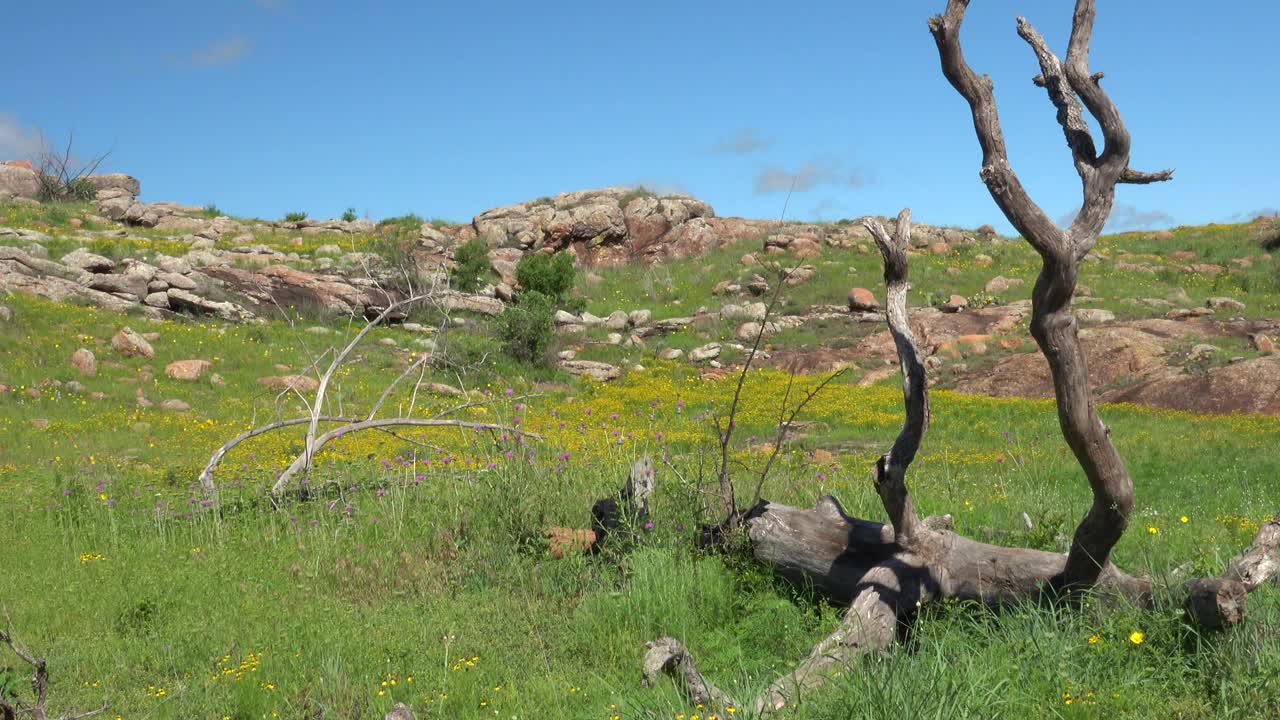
[754,156,870,194]
[713,128,775,155]
[185,34,253,68]
[0,113,43,159]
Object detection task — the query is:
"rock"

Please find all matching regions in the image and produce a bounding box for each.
[159,399,191,411]
[156,271,197,290]
[559,359,622,382]
[0,164,40,198]
[984,276,1025,294]
[847,287,878,312]
[1184,263,1225,276]
[167,288,254,321]
[721,302,767,323]
[929,241,950,255]
[428,382,464,396]
[70,348,97,377]
[85,173,141,196]
[1076,308,1115,324]
[557,349,577,360]
[657,348,684,361]
[384,703,415,720]
[439,292,504,316]
[604,310,630,330]
[0,305,10,322]
[165,359,211,381]
[65,380,85,393]
[1166,307,1214,320]
[579,311,604,326]
[210,373,225,386]
[607,332,624,345]
[1187,344,1219,363]
[1206,296,1245,312]
[61,248,115,274]
[784,265,816,286]
[257,375,320,393]
[736,321,779,340]
[941,294,968,313]
[974,253,994,267]
[142,291,169,308]
[628,309,652,326]
[315,244,342,256]
[1251,334,1275,354]
[689,342,722,362]
[553,310,579,325]
[746,276,770,296]
[111,327,154,358]
[85,273,147,299]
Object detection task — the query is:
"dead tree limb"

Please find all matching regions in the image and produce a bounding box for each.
[1185,514,1280,629]
[1,615,107,720]
[930,0,1174,590]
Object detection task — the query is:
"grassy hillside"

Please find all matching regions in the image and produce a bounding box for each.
[2,291,1279,719]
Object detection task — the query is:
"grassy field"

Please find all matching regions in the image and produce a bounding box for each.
[2,290,1279,719]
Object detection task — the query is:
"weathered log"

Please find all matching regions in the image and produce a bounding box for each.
[1184,514,1280,629]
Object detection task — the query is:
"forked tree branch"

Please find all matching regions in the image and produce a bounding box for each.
[863,209,926,545]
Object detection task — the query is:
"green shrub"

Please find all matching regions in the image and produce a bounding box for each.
[616,185,655,210]
[202,204,222,218]
[65,177,96,202]
[515,252,576,305]
[498,291,554,365]
[380,213,424,234]
[450,238,490,293]
[283,211,308,223]
[341,207,358,222]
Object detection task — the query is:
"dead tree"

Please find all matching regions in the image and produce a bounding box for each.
[197,290,537,499]
[642,2,1278,711]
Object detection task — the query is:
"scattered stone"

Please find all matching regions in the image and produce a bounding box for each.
[1206,296,1245,312]
[1188,344,1219,363]
[209,373,225,386]
[1184,263,1225,276]
[70,348,97,376]
[1250,334,1275,354]
[607,332,624,345]
[559,359,622,382]
[984,276,1025,295]
[553,310,579,325]
[384,702,415,720]
[143,291,170,308]
[257,375,320,393]
[941,294,968,313]
[0,305,11,322]
[428,382,464,396]
[111,327,155,358]
[689,342,722,362]
[1166,307,1214,320]
[165,359,212,381]
[159,398,191,411]
[974,253,993,267]
[1076,308,1115,324]
[847,287,878,312]
[628,309,652,326]
[604,310,629,330]
[657,348,684,361]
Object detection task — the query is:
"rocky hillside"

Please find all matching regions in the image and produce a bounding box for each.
[3,161,1279,415]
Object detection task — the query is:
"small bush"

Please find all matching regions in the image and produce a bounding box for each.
[515,251,576,305]
[451,238,490,293]
[616,185,655,210]
[380,213,425,234]
[283,211,308,223]
[498,291,555,365]
[202,204,222,218]
[341,207,358,222]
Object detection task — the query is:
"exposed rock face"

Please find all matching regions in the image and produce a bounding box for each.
[848,287,879,312]
[0,164,41,199]
[471,187,716,264]
[85,173,141,196]
[200,264,392,317]
[61,248,115,274]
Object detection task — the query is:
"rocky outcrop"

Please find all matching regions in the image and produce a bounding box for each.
[471,187,716,264]
[200,264,394,317]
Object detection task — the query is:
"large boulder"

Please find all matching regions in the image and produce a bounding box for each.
[61,248,115,274]
[165,359,212,381]
[0,164,40,199]
[84,173,141,196]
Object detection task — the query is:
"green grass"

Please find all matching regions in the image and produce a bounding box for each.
[1,291,1279,719]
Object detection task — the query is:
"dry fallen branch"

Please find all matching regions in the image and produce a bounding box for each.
[1,615,107,720]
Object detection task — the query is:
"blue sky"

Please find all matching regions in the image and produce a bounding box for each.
[4,1,1276,233]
